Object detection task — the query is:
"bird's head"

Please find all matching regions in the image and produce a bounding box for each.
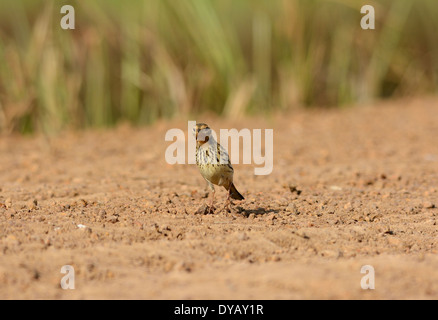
[194,123,211,146]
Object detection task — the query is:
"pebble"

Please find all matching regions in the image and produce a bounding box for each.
[344,202,355,211]
[275,198,288,207]
[288,185,302,195]
[99,209,107,219]
[79,199,88,207]
[28,199,38,210]
[422,201,435,209]
[107,215,119,223]
[286,203,300,215]
[387,237,401,246]
[237,232,249,241]
[5,198,12,209]
[270,255,281,262]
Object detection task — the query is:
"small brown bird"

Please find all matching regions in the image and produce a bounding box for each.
[194,123,244,213]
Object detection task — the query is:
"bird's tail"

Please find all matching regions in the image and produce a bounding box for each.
[228,183,244,200]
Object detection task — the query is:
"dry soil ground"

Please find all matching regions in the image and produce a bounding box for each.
[0,97,437,299]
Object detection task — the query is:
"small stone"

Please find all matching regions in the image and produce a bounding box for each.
[288,185,302,195]
[387,237,401,246]
[99,209,107,219]
[79,199,88,207]
[423,201,435,209]
[28,199,38,210]
[5,198,12,209]
[320,250,339,258]
[175,261,193,272]
[276,198,288,207]
[237,232,249,241]
[344,202,352,210]
[107,215,119,223]
[410,243,420,251]
[286,203,300,215]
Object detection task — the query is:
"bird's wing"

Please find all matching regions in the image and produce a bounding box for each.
[217,143,234,172]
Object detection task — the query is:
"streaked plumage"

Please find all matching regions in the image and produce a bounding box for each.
[194,123,244,212]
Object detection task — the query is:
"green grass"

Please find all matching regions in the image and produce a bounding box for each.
[0,0,437,133]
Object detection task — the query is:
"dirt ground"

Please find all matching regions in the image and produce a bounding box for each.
[0,97,437,300]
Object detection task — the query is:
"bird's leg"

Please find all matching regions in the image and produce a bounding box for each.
[207,182,216,214]
[208,189,215,213]
[224,190,231,211]
[228,190,238,213]
[220,184,237,215]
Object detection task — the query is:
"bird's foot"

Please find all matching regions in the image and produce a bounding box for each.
[195,203,216,215]
[207,205,216,214]
[220,201,242,217]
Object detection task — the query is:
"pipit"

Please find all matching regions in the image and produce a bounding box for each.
[194,123,244,213]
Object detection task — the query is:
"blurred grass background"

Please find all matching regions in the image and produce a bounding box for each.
[0,0,437,133]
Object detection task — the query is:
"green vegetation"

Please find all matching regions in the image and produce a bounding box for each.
[0,0,437,133]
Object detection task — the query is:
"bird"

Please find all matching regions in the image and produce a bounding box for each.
[194,123,244,213]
